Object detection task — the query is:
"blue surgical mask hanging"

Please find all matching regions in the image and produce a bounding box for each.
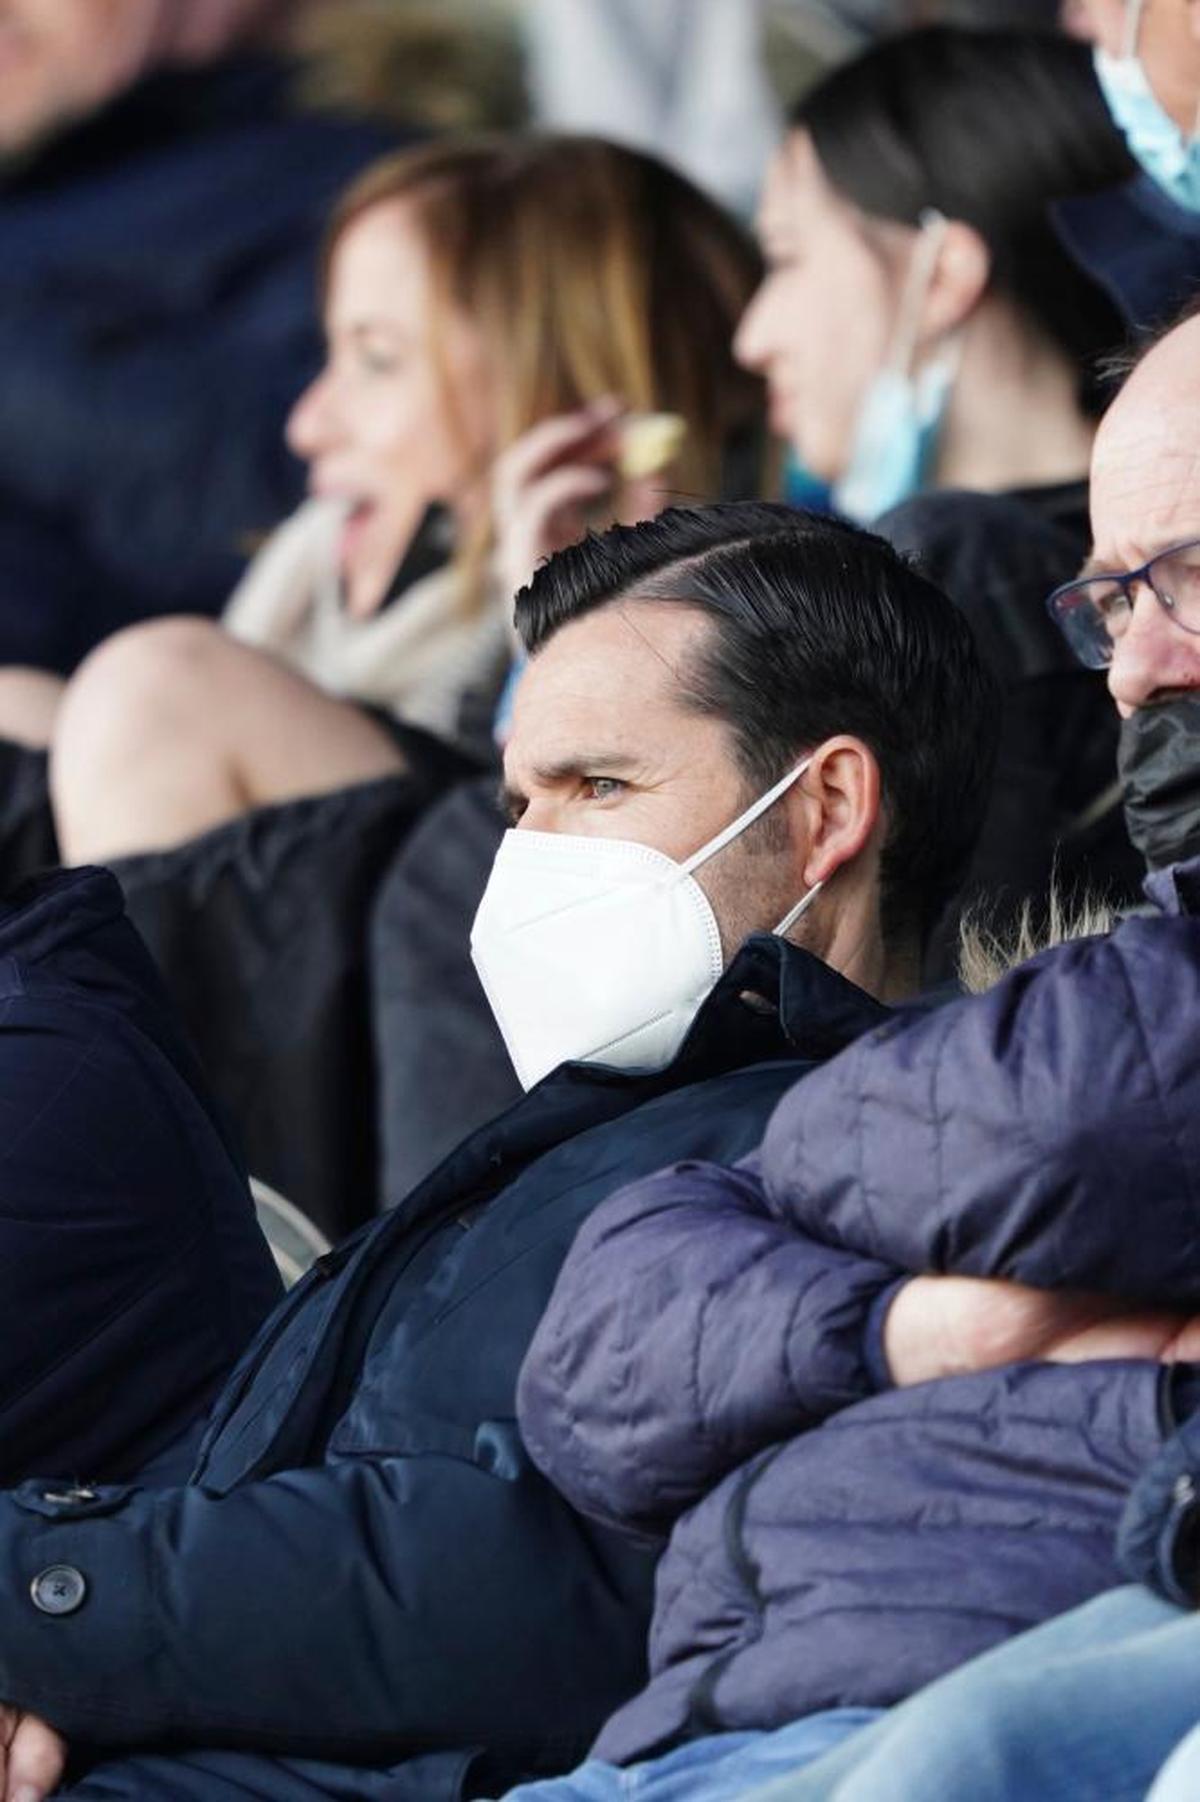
[781,448,833,513]
[1094,0,1200,213]
[832,211,960,525]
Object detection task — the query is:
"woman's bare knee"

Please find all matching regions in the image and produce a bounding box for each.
[56,617,229,766]
[52,617,243,860]
[67,616,225,720]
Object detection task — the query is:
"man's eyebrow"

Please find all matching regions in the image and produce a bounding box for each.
[531,752,641,785]
[497,752,642,821]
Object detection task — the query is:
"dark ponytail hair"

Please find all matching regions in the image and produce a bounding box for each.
[794,27,1135,413]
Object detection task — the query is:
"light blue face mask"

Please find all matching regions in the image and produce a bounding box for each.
[1094,0,1200,212]
[781,448,833,513]
[832,211,959,526]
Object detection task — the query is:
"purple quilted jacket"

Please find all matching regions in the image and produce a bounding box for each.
[519,887,1200,1762]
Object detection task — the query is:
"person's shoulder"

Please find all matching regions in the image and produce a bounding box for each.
[876,483,1090,681]
[877,483,1087,577]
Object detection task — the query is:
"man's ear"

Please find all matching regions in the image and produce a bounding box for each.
[919,218,991,347]
[788,736,882,890]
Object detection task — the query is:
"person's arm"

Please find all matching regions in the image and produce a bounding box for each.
[883,1273,1200,1387]
[759,912,1200,1307]
[518,1156,901,1537]
[0,1441,652,1759]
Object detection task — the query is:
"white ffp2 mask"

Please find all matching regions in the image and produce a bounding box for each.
[470,759,822,1090]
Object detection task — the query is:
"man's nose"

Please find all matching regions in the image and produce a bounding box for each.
[1107,586,1200,713]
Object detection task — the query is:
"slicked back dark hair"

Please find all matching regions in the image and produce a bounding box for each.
[515,502,1000,949]
[795,27,1134,416]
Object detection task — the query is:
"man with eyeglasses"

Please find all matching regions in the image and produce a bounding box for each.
[1049,293,1200,877]
[713,299,1200,1802]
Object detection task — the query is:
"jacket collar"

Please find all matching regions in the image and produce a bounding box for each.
[0,865,125,969]
[385,935,888,1243]
[1145,854,1200,917]
[673,931,888,1075]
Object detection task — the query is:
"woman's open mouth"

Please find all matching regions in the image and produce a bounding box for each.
[338,498,377,574]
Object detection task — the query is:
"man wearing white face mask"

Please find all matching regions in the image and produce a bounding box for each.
[0,502,999,1802]
[472,501,993,1088]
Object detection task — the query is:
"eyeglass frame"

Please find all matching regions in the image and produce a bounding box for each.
[1046,536,1200,670]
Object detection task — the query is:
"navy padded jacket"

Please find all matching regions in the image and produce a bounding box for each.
[520,888,1200,1761]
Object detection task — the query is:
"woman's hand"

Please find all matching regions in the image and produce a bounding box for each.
[492,399,627,602]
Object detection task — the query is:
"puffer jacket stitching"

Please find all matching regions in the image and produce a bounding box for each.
[1115,932,1200,1259]
[681,1446,781,1738]
[529,1241,637,1536]
[806,1379,1159,1498]
[691,1239,815,1471]
[993,962,1085,1260]
[646,1521,722,1672]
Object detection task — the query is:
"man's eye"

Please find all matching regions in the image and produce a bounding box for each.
[585,777,624,802]
[1094,584,1131,622]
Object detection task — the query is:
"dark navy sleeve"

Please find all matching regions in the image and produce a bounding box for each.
[759,913,1200,1305]
[518,1157,900,1536]
[0,1444,652,1758]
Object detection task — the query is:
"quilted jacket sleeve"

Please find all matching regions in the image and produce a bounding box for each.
[517,1155,901,1536]
[759,913,1200,1306]
[0,1442,653,1760]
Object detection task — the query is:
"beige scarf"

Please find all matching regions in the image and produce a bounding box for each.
[223,498,510,751]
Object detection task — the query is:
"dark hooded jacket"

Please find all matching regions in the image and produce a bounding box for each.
[0,867,280,1484]
[519,867,1200,1762]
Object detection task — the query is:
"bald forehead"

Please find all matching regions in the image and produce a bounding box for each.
[1090,317,1200,561]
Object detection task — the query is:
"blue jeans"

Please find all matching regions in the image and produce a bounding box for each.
[498,1711,880,1801]
[740,1586,1200,1802]
[1150,1721,1200,1801]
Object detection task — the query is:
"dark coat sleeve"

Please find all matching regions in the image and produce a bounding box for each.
[759,913,1200,1306]
[0,1440,652,1761]
[517,1155,900,1536]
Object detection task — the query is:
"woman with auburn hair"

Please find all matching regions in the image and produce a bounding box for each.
[41,132,760,862]
[16,134,760,1235]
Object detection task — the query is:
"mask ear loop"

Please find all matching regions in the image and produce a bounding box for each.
[774,878,825,939]
[885,207,950,384]
[680,756,813,877]
[1121,0,1145,62]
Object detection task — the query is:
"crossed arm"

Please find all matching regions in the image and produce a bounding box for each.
[886,1273,1200,1386]
[521,911,1200,1533]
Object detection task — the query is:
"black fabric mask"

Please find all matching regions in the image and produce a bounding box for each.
[1119,694,1200,872]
